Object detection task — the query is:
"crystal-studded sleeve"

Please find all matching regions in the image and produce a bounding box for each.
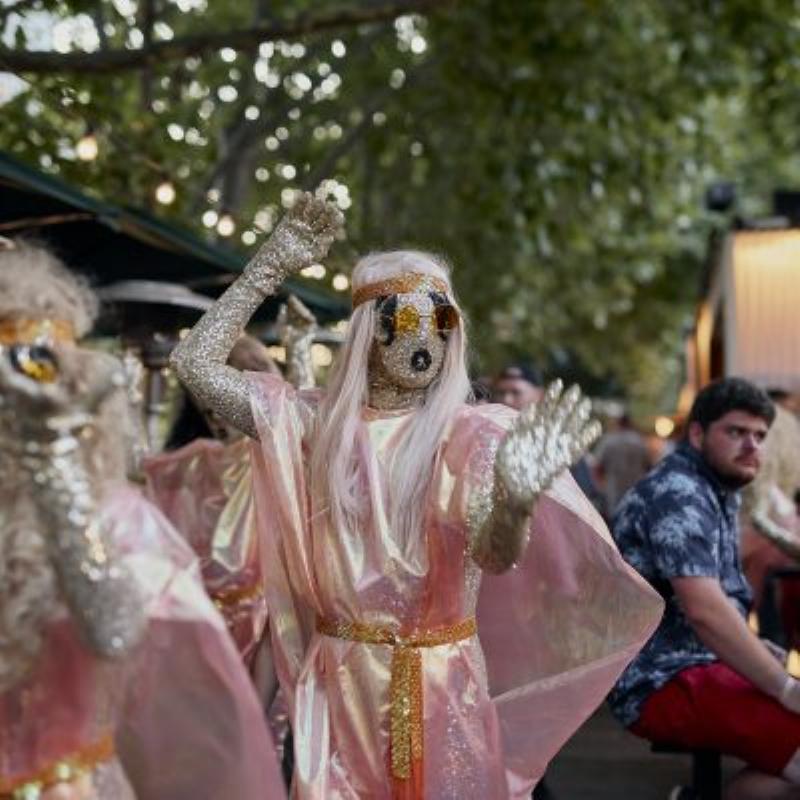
[19,416,147,658]
[170,275,279,440]
[468,459,533,575]
[170,193,343,439]
[0,346,147,658]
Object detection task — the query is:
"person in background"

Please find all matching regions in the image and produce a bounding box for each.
[594,413,652,519]
[492,362,544,409]
[610,377,800,800]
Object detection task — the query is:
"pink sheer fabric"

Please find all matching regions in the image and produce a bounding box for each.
[0,484,285,800]
[143,437,267,664]
[248,373,663,799]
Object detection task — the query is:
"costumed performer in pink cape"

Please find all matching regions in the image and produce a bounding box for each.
[171,194,664,799]
[0,239,284,800]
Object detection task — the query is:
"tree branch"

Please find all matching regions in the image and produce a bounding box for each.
[0,0,454,74]
[301,95,385,190]
[0,0,42,27]
[138,0,156,109]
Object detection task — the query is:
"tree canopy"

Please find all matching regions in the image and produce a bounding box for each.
[4,0,800,412]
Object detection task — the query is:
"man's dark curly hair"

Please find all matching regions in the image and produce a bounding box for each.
[688,377,776,431]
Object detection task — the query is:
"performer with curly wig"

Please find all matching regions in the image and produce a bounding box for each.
[0,239,284,800]
[172,195,663,799]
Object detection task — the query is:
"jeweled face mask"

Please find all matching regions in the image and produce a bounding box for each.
[371,290,458,389]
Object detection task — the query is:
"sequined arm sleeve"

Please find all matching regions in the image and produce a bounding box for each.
[468,471,533,575]
[20,417,147,657]
[171,193,343,438]
[170,273,280,440]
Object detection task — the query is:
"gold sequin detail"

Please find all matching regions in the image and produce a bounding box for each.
[0,317,75,346]
[352,274,450,308]
[0,732,114,797]
[316,616,477,784]
[211,580,264,607]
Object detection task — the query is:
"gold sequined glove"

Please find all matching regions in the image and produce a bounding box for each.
[243,192,344,294]
[496,380,601,508]
[0,346,147,659]
[277,294,318,390]
[171,192,344,438]
[470,381,601,574]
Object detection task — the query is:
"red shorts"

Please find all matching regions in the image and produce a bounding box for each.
[631,662,800,776]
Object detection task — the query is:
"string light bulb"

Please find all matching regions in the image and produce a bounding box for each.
[76,132,98,161]
[155,180,176,205]
[217,214,235,237]
[654,416,675,438]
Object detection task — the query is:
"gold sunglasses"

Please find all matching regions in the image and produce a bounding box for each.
[5,344,60,383]
[391,303,460,336]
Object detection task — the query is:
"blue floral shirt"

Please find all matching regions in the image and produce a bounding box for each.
[607,441,752,726]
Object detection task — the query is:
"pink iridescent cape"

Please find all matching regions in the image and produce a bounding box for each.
[144,436,267,664]
[247,373,663,799]
[0,484,285,800]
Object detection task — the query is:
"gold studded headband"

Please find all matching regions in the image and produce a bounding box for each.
[351,274,450,309]
[0,317,76,346]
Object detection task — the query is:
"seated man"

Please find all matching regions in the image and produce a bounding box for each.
[609,377,800,800]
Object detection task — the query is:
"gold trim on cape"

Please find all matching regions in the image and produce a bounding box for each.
[0,732,115,796]
[0,318,76,346]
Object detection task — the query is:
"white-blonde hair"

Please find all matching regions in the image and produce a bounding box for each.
[309,250,471,549]
[0,239,127,691]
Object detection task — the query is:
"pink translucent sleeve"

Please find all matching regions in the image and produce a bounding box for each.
[110,489,286,799]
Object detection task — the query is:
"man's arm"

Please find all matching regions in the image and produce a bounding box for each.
[672,576,787,698]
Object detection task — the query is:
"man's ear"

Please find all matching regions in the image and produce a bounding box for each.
[687,421,704,450]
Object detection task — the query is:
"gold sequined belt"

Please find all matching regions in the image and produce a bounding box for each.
[0,732,115,797]
[316,616,477,789]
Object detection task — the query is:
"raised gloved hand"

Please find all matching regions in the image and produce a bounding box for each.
[245,192,344,291]
[277,294,318,390]
[494,380,602,510]
[277,293,317,349]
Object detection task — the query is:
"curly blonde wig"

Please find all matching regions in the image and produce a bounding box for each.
[0,238,98,336]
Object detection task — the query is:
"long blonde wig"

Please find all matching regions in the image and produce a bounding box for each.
[0,239,126,691]
[309,250,471,549]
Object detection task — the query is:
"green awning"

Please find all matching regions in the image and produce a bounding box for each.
[0,151,348,322]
